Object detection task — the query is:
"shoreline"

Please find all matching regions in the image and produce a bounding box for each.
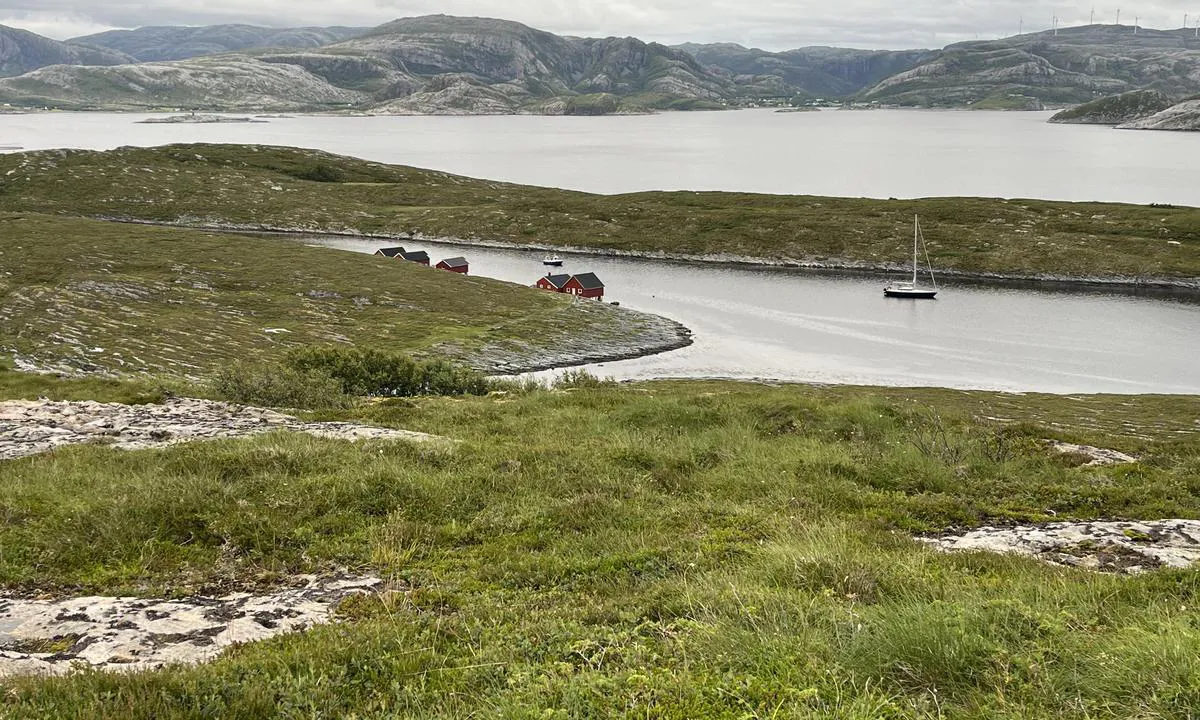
[105,217,1200,293]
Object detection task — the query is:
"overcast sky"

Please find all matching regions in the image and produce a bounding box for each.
[4,1,1199,50]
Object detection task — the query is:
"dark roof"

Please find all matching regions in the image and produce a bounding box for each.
[437,256,468,268]
[569,272,604,290]
[540,273,571,289]
[374,246,405,257]
[401,250,430,262]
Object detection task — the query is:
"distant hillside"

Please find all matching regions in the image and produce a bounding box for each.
[1118,98,1200,130]
[0,24,130,77]
[0,15,734,113]
[0,56,361,111]
[861,25,1200,108]
[677,42,933,98]
[1049,89,1175,124]
[69,24,368,62]
[331,15,731,111]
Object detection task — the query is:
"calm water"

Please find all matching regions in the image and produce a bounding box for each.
[303,236,1200,395]
[1,109,1198,204]
[5,110,1198,392]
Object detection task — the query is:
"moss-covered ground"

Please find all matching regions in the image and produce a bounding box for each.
[2,368,1199,718]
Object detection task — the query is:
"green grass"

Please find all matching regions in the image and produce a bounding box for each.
[3,373,1200,717]
[2,144,1198,282]
[0,213,663,377]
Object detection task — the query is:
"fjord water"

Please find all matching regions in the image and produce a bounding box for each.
[2,109,1199,204]
[5,110,1198,392]
[305,236,1200,395]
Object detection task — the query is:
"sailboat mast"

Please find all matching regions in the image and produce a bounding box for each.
[912,215,919,284]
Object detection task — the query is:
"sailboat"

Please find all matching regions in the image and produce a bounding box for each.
[884,215,939,299]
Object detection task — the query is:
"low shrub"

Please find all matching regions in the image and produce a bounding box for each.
[553,368,617,389]
[208,361,350,409]
[284,346,489,397]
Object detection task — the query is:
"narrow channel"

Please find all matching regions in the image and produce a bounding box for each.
[301,235,1200,395]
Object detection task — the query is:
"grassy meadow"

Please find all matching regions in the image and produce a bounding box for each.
[2,141,1200,717]
[0,144,1197,281]
[3,369,1200,718]
[0,213,674,377]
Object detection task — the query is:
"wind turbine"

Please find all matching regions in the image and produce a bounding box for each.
[1117,8,1121,25]
[1091,8,1095,25]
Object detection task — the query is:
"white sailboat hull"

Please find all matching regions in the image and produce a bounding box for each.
[884,285,937,298]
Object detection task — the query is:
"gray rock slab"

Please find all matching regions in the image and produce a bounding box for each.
[0,397,441,460]
[922,519,1200,573]
[0,575,382,677]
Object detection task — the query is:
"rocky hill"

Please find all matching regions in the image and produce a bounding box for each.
[1117,98,1200,130]
[0,15,733,113]
[677,42,933,99]
[69,24,368,62]
[0,56,361,111]
[330,15,731,111]
[0,24,130,77]
[860,25,1200,108]
[1049,89,1176,124]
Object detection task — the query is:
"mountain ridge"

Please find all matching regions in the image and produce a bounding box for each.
[1,17,1198,116]
[69,24,369,62]
[0,24,131,77]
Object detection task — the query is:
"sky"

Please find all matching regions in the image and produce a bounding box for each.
[3,0,1199,50]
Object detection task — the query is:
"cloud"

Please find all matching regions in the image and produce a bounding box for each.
[2,0,1198,49]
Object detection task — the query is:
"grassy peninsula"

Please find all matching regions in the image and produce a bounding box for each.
[0,213,685,376]
[3,369,1200,717]
[1,144,1198,284]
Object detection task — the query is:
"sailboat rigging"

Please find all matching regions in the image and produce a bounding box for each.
[884,215,939,299]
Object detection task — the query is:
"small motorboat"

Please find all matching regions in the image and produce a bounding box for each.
[542,255,564,266]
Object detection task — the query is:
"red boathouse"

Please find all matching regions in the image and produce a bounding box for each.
[535,273,571,291]
[563,272,604,300]
[436,257,469,274]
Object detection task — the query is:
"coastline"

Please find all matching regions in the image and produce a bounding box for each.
[104,216,1200,292]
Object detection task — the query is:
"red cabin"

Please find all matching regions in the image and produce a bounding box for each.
[374,246,405,258]
[436,257,469,274]
[563,272,604,300]
[535,273,571,291]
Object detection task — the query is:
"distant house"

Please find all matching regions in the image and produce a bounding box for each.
[563,272,604,300]
[400,250,430,265]
[374,246,405,258]
[435,257,469,274]
[535,273,571,292]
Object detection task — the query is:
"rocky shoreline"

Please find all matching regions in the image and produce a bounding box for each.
[448,304,693,375]
[105,218,1200,292]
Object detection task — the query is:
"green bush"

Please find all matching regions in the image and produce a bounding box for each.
[208,360,351,409]
[284,346,489,397]
[553,368,617,389]
[290,163,344,182]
